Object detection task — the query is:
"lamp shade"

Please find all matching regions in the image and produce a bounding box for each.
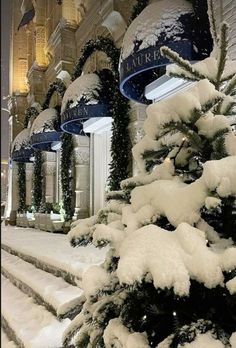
[119,0,213,104]
[30,108,61,151]
[61,72,112,134]
[11,128,34,162]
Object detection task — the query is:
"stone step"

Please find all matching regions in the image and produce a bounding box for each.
[1,243,79,287]
[1,225,106,288]
[1,250,85,319]
[1,275,70,348]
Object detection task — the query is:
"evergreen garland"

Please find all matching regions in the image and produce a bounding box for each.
[43,80,66,110]
[32,151,43,212]
[17,162,26,213]
[23,106,40,129]
[16,106,41,213]
[60,133,74,221]
[129,0,149,23]
[109,88,131,190]
[72,37,131,190]
[43,79,74,221]
[31,80,68,213]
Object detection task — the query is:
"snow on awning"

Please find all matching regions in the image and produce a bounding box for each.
[119,0,213,104]
[61,72,112,135]
[30,108,61,152]
[11,128,34,162]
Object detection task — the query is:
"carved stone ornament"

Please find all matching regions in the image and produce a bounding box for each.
[43,162,56,175]
[74,147,90,165]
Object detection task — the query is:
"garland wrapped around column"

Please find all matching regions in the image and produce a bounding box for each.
[42,79,73,221]
[32,151,43,212]
[31,81,66,213]
[60,133,74,221]
[17,163,26,212]
[43,80,66,110]
[16,105,41,213]
[72,36,132,191]
[130,0,149,22]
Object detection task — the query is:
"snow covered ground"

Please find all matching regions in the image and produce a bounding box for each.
[1,224,107,282]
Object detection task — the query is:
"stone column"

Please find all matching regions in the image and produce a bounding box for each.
[35,0,47,68]
[42,152,56,203]
[73,135,90,220]
[25,163,33,206]
[62,0,79,27]
[5,94,27,225]
[27,0,47,105]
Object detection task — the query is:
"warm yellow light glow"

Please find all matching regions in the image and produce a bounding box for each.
[35,26,47,67]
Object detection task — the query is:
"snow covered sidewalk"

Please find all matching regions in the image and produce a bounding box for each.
[1,224,106,286]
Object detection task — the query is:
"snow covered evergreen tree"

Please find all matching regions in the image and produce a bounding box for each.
[63,10,236,348]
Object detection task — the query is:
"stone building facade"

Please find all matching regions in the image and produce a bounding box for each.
[6,0,148,225]
[5,0,235,225]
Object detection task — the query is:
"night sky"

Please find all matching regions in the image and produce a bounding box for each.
[1,0,11,161]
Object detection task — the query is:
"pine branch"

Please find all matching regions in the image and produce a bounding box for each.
[223,74,236,96]
[161,46,211,82]
[220,100,235,115]
[158,120,204,152]
[170,139,186,167]
[166,71,198,82]
[212,136,228,159]
[211,128,229,143]
[207,0,218,46]
[211,128,229,159]
[142,147,170,160]
[216,22,229,89]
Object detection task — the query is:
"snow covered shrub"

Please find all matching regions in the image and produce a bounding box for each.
[64,10,236,348]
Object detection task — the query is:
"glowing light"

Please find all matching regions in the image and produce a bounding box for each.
[173,311,177,316]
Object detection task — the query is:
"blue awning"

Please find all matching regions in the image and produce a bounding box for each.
[60,72,112,135]
[61,103,111,134]
[30,108,62,152]
[30,131,61,151]
[119,0,213,104]
[11,128,34,162]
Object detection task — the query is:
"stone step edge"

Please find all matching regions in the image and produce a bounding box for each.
[1,266,57,317]
[1,243,80,287]
[1,266,84,320]
[1,315,24,348]
[1,314,73,348]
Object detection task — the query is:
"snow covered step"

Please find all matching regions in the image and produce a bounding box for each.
[1,329,17,348]
[1,275,70,348]
[1,225,106,288]
[1,243,79,287]
[1,250,85,319]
